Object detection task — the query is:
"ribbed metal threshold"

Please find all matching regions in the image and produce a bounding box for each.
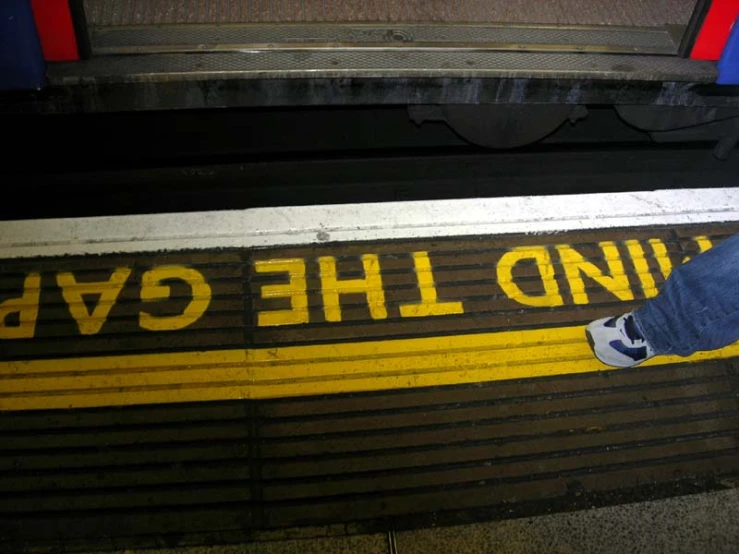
[90,23,682,56]
[82,0,698,28]
[50,49,716,86]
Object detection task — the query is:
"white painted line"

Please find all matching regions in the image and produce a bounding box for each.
[1,188,738,259]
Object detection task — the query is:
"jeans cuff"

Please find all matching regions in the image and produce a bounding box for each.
[632,308,671,356]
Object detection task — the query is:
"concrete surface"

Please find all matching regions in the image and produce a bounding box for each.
[396,488,739,554]
[85,489,739,554]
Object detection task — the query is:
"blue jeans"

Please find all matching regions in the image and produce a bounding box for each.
[634,232,739,357]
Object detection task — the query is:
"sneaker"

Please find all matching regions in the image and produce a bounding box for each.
[585,312,656,368]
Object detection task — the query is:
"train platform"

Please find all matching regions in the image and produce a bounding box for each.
[1,187,738,552]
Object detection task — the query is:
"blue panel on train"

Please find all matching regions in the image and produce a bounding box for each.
[0,0,46,90]
[717,18,739,84]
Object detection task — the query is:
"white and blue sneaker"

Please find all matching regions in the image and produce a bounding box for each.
[586,312,656,368]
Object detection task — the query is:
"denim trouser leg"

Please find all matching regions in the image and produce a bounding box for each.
[633,233,739,357]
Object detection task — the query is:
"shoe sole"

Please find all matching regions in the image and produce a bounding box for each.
[585,328,596,353]
[585,327,615,367]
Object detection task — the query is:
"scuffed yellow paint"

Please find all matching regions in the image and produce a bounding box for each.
[57,268,131,335]
[557,241,633,305]
[497,246,564,308]
[139,266,212,331]
[255,259,309,327]
[400,251,464,318]
[319,254,387,322]
[0,273,41,340]
[1,325,737,411]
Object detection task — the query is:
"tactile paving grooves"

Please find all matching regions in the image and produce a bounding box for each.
[2,219,738,552]
[2,356,739,551]
[2,225,738,412]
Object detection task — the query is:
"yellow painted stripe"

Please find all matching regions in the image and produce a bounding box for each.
[1,325,738,411]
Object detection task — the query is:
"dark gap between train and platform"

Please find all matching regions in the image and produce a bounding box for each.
[4,107,651,173]
[2,125,738,220]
